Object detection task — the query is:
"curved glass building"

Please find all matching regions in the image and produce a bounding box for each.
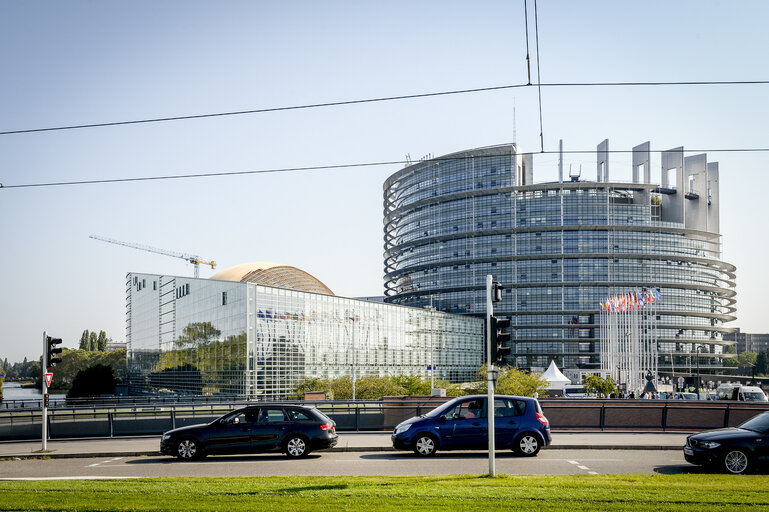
[383,142,736,382]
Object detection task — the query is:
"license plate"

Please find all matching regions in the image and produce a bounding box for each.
[684,446,693,456]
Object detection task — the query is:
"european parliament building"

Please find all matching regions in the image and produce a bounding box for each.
[126,263,483,398]
[383,142,736,382]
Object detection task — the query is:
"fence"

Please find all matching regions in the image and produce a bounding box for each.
[0,398,767,441]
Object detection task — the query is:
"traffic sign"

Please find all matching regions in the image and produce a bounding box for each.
[44,372,53,387]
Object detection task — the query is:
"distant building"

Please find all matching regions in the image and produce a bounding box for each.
[383,142,736,383]
[106,342,127,352]
[126,263,483,399]
[724,329,769,354]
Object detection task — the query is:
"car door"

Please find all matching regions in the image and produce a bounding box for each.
[493,397,522,448]
[251,407,291,451]
[439,398,487,449]
[205,410,256,454]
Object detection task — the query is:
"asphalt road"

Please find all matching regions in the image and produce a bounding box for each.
[0,449,734,479]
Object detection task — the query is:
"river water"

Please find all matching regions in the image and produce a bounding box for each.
[1,382,66,401]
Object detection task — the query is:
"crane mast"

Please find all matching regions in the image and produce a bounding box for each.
[90,235,216,278]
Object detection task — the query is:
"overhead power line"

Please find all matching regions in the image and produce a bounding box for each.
[2,80,768,136]
[2,147,769,189]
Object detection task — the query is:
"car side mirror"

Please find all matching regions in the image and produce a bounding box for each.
[438,416,447,423]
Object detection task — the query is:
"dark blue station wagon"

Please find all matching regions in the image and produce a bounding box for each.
[392,395,551,456]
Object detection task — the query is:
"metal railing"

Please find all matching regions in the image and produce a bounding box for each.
[0,398,767,441]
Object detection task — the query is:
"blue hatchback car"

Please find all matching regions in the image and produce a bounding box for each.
[392,395,551,456]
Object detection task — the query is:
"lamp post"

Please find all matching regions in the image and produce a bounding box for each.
[695,345,701,398]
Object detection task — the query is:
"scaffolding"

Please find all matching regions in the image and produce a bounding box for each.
[599,289,660,393]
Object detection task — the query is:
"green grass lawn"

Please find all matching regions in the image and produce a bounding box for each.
[1,474,767,511]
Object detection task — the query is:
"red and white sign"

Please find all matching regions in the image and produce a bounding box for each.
[44,373,53,387]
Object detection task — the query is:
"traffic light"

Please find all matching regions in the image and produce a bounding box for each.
[46,336,63,367]
[492,281,504,303]
[490,316,511,363]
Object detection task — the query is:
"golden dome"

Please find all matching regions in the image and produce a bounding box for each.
[210,262,334,295]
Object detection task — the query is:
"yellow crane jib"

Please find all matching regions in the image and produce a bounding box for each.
[89,235,216,278]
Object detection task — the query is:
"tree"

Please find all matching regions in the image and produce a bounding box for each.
[97,331,108,352]
[79,330,90,350]
[469,366,549,397]
[66,364,116,398]
[89,332,98,352]
[737,351,758,368]
[583,375,617,398]
[755,350,768,376]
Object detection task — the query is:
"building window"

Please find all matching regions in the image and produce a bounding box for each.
[222,291,228,305]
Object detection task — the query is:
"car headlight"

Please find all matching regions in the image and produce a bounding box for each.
[700,441,720,449]
[394,424,412,435]
[162,434,172,440]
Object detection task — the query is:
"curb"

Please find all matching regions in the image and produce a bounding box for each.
[1,444,684,460]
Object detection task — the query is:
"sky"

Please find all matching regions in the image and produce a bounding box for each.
[1,1,768,363]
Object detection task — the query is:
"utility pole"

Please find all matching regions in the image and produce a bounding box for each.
[486,275,496,477]
[42,331,48,451]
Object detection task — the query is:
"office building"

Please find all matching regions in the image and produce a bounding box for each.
[126,263,483,398]
[383,142,736,382]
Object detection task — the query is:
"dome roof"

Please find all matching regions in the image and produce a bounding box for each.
[210,262,334,295]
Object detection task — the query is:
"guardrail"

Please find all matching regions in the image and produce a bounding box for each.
[0,399,767,441]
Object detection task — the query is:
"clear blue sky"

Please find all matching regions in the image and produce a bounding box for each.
[1,1,767,363]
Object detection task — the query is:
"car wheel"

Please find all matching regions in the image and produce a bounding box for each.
[413,434,438,456]
[285,435,310,458]
[176,438,201,460]
[722,449,751,474]
[514,434,541,457]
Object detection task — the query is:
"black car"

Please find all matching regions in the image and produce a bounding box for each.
[160,404,338,460]
[684,411,769,474]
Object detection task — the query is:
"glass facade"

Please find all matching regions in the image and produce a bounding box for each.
[126,273,483,399]
[384,145,736,382]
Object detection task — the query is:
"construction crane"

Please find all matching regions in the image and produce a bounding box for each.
[90,235,216,278]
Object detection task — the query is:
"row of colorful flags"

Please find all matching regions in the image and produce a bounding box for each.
[600,288,661,313]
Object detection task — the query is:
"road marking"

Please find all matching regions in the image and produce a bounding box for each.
[588,472,598,475]
[567,460,579,465]
[87,457,123,467]
[0,476,141,481]
[577,465,590,470]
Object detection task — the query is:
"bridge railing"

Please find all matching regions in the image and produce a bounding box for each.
[0,399,766,441]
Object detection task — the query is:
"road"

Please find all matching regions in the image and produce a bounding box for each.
[0,449,725,479]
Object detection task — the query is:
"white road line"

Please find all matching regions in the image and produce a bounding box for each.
[567,460,579,465]
[577,465,590,470]
[0,477,141,481]
[588,472,598,475]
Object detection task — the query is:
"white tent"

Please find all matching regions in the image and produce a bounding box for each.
[541,360,571,390]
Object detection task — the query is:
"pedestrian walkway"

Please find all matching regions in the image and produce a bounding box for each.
[0,432,689,459]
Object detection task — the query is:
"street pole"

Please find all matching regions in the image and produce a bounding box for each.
[351,315,356,401]
[486,275,495,477]
[41,331,48,452]
[696,346,701,398]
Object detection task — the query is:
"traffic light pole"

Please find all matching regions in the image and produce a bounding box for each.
[42,331,48,452]
[486,275,496,477]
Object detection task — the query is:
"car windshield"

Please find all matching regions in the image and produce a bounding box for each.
[739,413,769,433]
[743,392,766,401]
[424,399,460,418]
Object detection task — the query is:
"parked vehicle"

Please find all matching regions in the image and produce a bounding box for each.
[563,385,595,398]
[715,384,768,402]
[160,404,337,460]
[391,395,551,457]
[684,411,769,474]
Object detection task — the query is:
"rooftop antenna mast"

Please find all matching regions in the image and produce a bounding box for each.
[89,235,216,278]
